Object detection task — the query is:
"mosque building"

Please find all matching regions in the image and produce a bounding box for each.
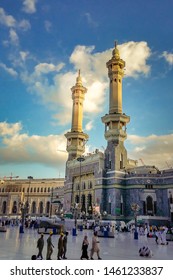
[0,42,173,225]
[64,42,173,225]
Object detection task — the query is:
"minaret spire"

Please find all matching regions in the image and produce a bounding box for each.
[76,69,82,86]
[65,71,88,160]
[101,42,130,171]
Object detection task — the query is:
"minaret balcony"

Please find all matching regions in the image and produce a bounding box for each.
[102,113,130,124]
[104,128,127,142]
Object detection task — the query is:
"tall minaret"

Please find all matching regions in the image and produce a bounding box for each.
[65,70,88,160]
[102,42,130,171]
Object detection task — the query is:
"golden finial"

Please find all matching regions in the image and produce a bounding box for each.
[112,40,120,59]
[76,69,82,86]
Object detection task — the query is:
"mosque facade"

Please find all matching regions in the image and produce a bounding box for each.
[64,42,173,225]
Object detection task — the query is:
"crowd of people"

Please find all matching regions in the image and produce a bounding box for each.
[1,217,173,260]
[33,229,102,260]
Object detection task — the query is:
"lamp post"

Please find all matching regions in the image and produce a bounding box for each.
[77,156,85,210]
[50,188,54,218]
[131,203,140,240]
[19,176,33,233]
[71,156,85,236]
[27,176,33,217]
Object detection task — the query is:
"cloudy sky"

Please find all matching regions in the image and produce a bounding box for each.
[0,0,173,179]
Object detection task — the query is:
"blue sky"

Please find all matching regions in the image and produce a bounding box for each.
[0,0,173,179]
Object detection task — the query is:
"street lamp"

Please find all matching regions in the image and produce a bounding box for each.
[131,203,140,240]
[50,188,54,218]
[19,176,33,233]
[77,156,85,209]
[27,176,33,217]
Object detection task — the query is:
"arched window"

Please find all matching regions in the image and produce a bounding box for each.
[44,187,47,192]
[2,201,7,214]
[12,201,17,214]
[146,196,153,216]
[81,194,86,212]
[39,201,43,214]
[37,187,39,193]
[75,195,79,204]
[87,194,92,214]
[46,201,50,214]
[41,188,43,193]
[31,201,36,214]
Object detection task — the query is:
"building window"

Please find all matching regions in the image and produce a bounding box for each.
[2,201,7,214]
[81,194,86,212]
[108,203,111,214]
[12,201,17,214]
[120,153,123,169]
[37,187,39,193]
[145,185,153,189]
[75,195,79,204]
[146,196,153,215]
[46,201,50,214]
[39,201,43,214]
[31,201,36,214]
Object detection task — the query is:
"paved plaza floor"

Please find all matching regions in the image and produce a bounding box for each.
[0,225,173,260]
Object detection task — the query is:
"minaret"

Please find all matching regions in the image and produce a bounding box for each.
[65,70,88,160]
[101,42,130,171]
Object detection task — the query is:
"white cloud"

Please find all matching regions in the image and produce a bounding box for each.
[119,41,151,77]
[83,12,99,28]
[0,122,22,136]
[0,8,16,27]
[34,62,65,75]
[85,121,94,131]
[18,19,31,31]
[0,122,67,167]
[22,0,37,14]
[0,63,18,77]
[162,51,173,65]
[9,29,19,46]
[20,51,30,62]
[127,133,173,169]
[44,20,52,32]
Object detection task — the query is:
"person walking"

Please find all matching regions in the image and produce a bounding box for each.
[90,231,102,260]
[80,235,89,260]
[62,232,68,259]
[57,233,64,260]
[37,233,44,259]
[46,231,54,260]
